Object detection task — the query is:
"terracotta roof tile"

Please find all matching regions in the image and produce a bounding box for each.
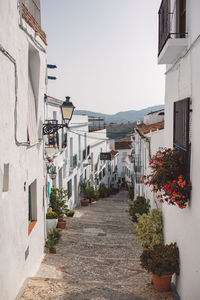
[137,121,164,135]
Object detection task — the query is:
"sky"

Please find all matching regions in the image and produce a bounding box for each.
[41,0,165,114]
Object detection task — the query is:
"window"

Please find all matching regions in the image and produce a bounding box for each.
[27,45,40,145]
[78,134,81,160]
[70,137,73,168]
[28,179,37,235]
[176,0,186,38]
[3,164,9,192]
[67,180,72,198]
[58,168,63,189]
[82,149,86,160]
[174,98,191,177]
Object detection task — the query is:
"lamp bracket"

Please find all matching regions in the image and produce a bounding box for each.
[43,123,68,135]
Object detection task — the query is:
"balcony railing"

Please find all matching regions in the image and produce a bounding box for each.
[45,120,58,148]
[158,0,187,56]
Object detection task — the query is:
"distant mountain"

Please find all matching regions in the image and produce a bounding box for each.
[74,105,164,124]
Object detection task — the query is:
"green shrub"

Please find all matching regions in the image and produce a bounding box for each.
[45,228,61,250]
[66,209,75,217]
[98,184,111,198]
[135,208,164,250]
[49,188,68,217]
[140,243,180,277]
[131,196,150,222]
[127,184,134,200]
[46,211,58,219]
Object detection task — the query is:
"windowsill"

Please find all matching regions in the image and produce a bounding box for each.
[28,220,37,236]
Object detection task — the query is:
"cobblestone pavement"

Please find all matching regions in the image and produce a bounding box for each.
[20,191,173,300]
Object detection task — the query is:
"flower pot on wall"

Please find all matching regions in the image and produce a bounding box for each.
[152,274,172,292]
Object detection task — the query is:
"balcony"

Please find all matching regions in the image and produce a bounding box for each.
[88,116,106,132]
[158,0,187,64]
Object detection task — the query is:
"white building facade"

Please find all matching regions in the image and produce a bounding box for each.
[132,110,164,207]
[158,0,199,298]
[0,1,47,299]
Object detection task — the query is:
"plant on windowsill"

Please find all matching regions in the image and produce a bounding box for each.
[135,208,164,250]
[45,228,61,254]
[140,243,180,292]
[144,148,192,209]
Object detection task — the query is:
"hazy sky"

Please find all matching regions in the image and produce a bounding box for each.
[41,0,165,114]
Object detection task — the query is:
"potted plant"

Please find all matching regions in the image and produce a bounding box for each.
[79,179,90,206]
[45,228,61,254]
[46,210,58,233]
[65,209,75,217]
[130,196,150,222]
[140,243,180,292]
[135,208,164,250]
[49,188,68,229]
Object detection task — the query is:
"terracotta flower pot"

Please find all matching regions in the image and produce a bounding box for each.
[49,248,56,254]
[80,199,90,206]
[152,274,172,292]
[129,208,134,216]
[57,220,66,229]
[91,198,96,203]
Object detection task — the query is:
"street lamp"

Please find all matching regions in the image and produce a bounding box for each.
[43,97,75,135]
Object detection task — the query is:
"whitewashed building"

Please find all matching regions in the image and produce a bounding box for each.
[115,141,133,187]
[158,0,199,298]
[0,1,47,299]
[132,110,164,207]
[44,96,92,209]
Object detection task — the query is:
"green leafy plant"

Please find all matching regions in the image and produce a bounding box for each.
[93,189,100,199]
[79,179,89,199]
[135,209,163,250]
[46,211,58,219]
[45,228,61,250]
[140,243,180,277]
[65,209,75,217]
[98,184,111,198]
[127,184,134,200]
[49,188,68,217]
[131,196,150,222]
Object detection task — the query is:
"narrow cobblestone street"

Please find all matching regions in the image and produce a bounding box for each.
[20,192,173,300]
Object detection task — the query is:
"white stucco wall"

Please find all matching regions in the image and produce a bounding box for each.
[161,1,200,299]
[0,2,46,299]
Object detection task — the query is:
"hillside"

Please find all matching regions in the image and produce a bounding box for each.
[106,121,136,139]
[74,104,164,124]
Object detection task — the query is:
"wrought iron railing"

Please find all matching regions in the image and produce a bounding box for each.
[158,0,187,55]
